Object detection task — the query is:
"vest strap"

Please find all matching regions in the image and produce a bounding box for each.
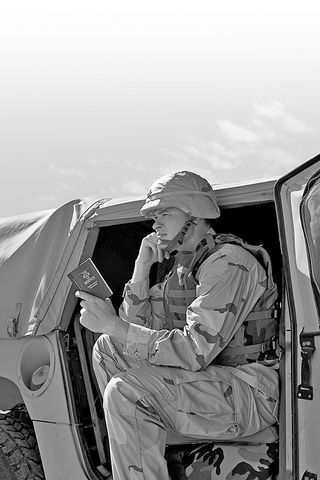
[245,309,277,322]
[167,306,277,320]
[169,305,188,314]
[167,289,196,298]
[219,339,277,357]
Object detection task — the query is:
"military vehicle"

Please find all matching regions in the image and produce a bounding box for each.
[1,154,320,479]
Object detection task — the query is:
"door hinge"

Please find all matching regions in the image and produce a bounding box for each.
[302,470,317,480]
[297,330,320,400]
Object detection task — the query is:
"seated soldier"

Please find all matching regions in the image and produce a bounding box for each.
[77,170,279,480]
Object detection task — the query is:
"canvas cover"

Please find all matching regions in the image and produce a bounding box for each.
[0,199,100,339]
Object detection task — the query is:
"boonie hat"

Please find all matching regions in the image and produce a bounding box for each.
[140,171,220,219]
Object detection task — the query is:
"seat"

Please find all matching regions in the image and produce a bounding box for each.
[165,424,279,479]
[167,424,278,446]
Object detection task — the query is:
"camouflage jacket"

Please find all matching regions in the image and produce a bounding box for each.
[119,230,279,400]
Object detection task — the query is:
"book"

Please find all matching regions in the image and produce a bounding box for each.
[68,258,113,299]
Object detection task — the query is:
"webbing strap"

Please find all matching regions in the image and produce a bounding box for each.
[219,339,275,357]
[169,305,188,314]
[245,309,276,322]
[167,289,196,298]
[167,305,276,319]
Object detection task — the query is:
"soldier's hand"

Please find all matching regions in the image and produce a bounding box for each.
[76,291,118,334]
[138,233,170,265]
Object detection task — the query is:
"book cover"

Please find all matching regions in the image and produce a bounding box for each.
[68,258,113,299]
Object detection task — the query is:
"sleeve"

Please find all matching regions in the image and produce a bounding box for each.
[124,245,268,370]
[119,279,167,331]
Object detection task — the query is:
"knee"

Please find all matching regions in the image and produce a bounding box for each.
[103,373,129,413]
[103,369,145,415]
[92,334,107,369]
[93,334,106,356]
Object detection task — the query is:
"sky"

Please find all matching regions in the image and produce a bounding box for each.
[1,0,320,217]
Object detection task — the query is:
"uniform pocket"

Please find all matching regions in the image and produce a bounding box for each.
[170,367,240,440]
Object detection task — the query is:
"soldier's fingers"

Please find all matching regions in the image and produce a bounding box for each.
[146,232,158,243]
[75,291,95,301]
[157,244,164,262]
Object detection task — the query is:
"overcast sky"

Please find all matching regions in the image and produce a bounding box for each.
[0,0,319,217]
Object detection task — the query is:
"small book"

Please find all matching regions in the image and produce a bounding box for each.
[68,258,113,299]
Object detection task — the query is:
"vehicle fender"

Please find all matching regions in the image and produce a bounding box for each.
[0,377,23,410]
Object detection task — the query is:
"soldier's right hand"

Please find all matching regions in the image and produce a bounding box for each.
[132,233,170,282]
[137,233,165,265]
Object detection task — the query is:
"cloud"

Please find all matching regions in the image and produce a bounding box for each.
[216,119,260,143]
[253,100,314,134]
[59,180,78,193]
[49,163,86,179]
[95,168,152,198]
[161,135,239,173]
[161,100,317,184]
[258,147,300,169]
[253,100,286,120]
[121,179,146,195]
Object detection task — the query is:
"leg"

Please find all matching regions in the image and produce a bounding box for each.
[103,366,178,480]
[92,334,142,395]
[102,365,278,480]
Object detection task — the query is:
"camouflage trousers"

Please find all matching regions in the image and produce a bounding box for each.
[93,334,278,480]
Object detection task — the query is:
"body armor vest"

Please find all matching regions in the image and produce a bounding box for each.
[163,233,279,367]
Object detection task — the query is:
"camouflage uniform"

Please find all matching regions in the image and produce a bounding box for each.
[93,232,279,480]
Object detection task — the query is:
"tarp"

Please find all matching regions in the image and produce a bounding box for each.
[0,199,99,338]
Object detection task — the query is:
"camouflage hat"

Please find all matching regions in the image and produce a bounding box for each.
[140,171,220,219]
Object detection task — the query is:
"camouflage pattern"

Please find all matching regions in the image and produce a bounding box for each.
[93,337,278,480]
[177,439,278,479]
[140,170,220,219]
[162,233,279,368]
[92,230,279,479]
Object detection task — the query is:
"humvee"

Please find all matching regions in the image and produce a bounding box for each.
[1,155,320,480]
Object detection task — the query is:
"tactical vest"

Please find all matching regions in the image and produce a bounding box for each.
[163,233,279,367]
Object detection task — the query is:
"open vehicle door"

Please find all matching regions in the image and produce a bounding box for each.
[275,153,320,480]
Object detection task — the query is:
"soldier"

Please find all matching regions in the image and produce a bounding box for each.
[77,170,280,480]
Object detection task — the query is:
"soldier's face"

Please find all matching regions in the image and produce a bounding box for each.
[151,208,190,247]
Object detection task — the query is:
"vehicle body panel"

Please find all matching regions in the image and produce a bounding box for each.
[275,153,320,479]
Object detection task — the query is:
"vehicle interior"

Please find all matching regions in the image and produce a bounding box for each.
[63,199,284,479]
